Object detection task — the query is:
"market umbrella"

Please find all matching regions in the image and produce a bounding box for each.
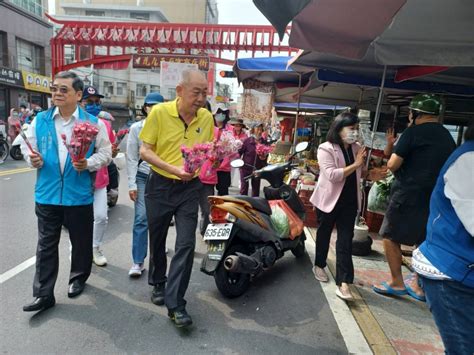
[253,0,474,66]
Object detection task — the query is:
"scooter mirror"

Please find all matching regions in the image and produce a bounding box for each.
[295,141,309,153]
[230,159,244,168]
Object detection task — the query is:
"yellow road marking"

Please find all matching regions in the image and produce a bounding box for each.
[0,167,35,177]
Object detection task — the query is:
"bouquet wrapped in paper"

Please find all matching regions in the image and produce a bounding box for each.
[213,131,243,163]
[256,143,274,159]
[181,143,213,174]
[61,121,99,162]
[114,128,129,148]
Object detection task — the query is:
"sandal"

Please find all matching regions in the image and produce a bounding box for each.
[405,283,426,302]
[373,281,407,296]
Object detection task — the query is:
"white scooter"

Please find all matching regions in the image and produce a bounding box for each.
[10,123,29,160]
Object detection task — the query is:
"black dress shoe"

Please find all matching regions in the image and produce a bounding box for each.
[68,281,85,298]
[151,283,165,306]
[168,309,193,328]
[23,296,56,312]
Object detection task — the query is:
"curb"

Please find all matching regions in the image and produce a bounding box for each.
[307,227,397,355]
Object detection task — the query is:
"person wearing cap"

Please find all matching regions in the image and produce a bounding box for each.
[127,92,164,277]
[229,118,248,141]
[228,118,248,187]
[373,94,456,301]
[79,87,116,267]
[82,85,104,117]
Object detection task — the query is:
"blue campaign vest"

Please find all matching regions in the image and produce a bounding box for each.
[419,141,474,287]
[35,106,98,206]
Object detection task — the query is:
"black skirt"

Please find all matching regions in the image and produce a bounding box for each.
[379,183,430,246]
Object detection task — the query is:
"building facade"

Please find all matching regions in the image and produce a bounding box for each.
[54,0,218,128]
[0,0,53,122]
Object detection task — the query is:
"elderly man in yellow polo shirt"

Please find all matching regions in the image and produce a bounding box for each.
[139,69,214,328]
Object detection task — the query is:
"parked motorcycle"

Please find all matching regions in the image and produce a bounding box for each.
[201,141,309,298]
[0,121,9,164]
[8,118,22,160]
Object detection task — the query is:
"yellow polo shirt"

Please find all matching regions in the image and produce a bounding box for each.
[139,98,214,179]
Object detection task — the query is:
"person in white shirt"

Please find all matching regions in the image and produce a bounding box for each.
[126,92,164,277]
[22,71,111,312]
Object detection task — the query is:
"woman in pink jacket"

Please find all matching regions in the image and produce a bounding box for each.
[92,111,116,266]
[309,112,366,301]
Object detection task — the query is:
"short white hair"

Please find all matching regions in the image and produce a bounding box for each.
[179,69,207,86]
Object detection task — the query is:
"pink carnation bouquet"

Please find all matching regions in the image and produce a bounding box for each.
[181,143,213,173]
[256,143,274,159]
[61,121,99,162]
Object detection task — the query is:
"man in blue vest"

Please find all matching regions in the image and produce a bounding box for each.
[412,123,474,354]
[22,71,112,312]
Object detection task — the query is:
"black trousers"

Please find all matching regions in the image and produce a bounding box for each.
[145,171,201,311]
[315,202,357,286]
[33,203,93,297]
[216,171,231,196]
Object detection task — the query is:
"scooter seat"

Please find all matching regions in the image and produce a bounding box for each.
[233,196,272,215]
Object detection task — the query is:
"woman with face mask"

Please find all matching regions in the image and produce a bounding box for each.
[309,112,367,301]
[213,107,232,196]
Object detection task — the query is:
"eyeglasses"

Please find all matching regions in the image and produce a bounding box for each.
[50,86,71,94]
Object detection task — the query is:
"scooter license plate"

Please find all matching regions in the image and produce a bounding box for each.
[203,223,233,241]
[206,240,227,261]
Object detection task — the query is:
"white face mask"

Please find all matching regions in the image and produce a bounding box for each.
[341,127,359,144]
[215,113,226,122]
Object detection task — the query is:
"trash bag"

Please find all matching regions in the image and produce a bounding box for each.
[367,174,394,214]
[270,205,290,239]
[269,200,304,240]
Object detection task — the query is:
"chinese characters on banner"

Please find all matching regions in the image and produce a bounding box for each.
[0,67,24,87]
[160,61,198,88]
[133,54,210,71]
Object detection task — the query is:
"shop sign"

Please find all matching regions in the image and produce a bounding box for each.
[0,67,24,87]
[22,71,51,94]
[133,54,210,71]
[160,61,198,88]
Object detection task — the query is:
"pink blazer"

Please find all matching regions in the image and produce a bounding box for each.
[310,141,363,213]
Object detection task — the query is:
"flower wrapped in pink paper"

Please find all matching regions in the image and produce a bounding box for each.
[181,143,213,173]
[114,128,129,148]
[61,121,99,162]
[256,143,274,159]
[213,131,243,162]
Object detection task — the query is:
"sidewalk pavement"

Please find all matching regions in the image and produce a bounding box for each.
[306,228,445,355]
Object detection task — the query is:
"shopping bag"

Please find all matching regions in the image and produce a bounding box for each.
[269,200,304,240]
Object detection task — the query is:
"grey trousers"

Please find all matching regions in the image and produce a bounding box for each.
[145,171,201,311]
[199,183,215,236]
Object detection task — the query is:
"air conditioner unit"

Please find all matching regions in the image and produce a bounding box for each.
[104,92,111,98]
